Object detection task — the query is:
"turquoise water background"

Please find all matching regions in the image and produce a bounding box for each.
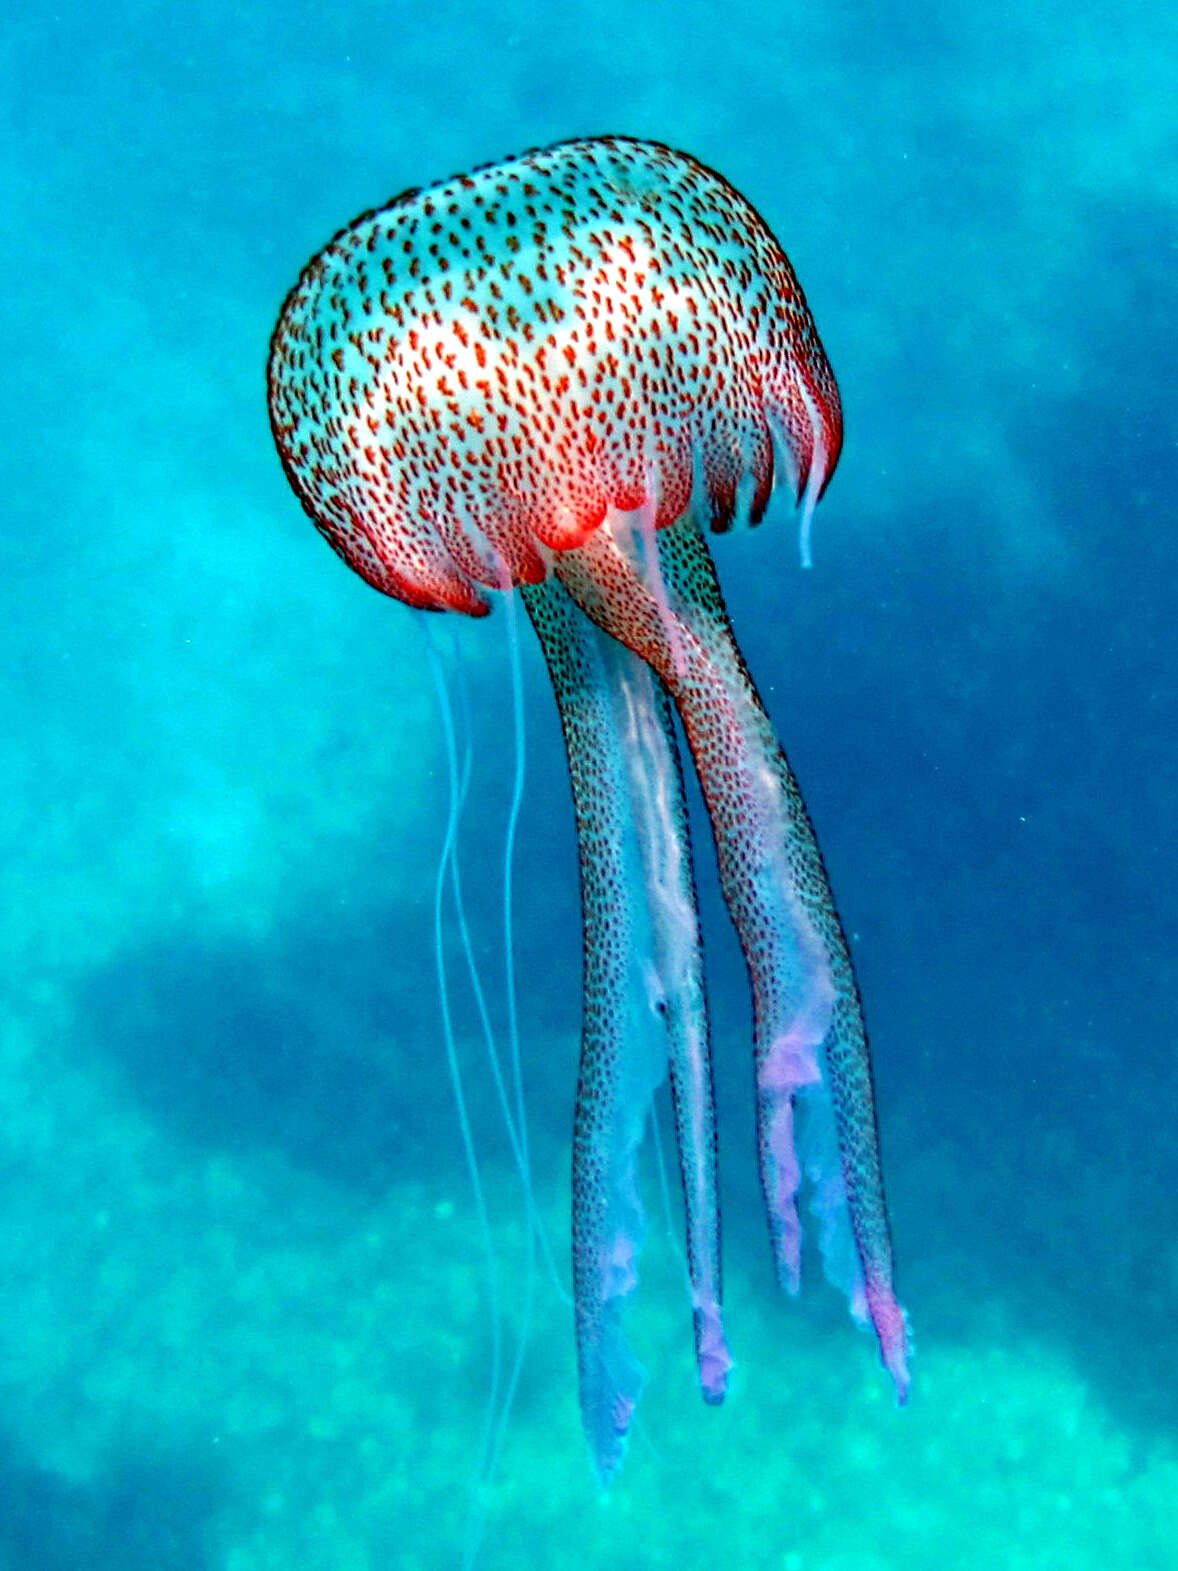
[3,2,1175,1566]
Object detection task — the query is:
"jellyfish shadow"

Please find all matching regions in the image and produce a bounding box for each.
[0,1428,224,1571]
[76,805,581,1200]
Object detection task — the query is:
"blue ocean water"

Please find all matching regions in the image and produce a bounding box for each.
[3,2,1175,1566]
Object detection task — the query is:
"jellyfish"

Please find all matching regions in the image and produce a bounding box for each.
[267,135,909,1482]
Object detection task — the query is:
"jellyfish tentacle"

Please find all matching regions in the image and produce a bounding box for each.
[556,513,910,1402]
[607,634,731,1409]
[617,635,731,1411]
[523,574,729,1482]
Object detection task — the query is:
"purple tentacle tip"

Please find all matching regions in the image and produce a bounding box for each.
[867,1283,912,1404]
[694,1302,733,1405]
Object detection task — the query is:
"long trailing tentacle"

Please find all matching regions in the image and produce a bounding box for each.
[556,511,910,1402]
[522,574,729,1484]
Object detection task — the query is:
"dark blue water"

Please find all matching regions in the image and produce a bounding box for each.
[3,2,1175,1566]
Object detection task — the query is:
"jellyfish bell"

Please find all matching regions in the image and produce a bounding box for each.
[268,135,841,605]
[268,134,906,1485]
